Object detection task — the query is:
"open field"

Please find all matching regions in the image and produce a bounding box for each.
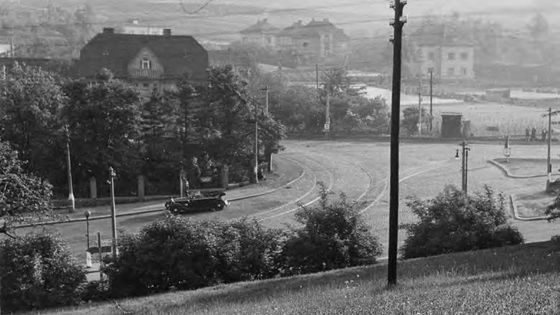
[40,241,560,315]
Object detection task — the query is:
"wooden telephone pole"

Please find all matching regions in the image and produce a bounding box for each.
[388,0,406,286]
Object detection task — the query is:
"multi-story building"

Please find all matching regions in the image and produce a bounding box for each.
[240,18,350,63]
[77,28,208,96]
[414,26,475,80]
[240,19,279,48]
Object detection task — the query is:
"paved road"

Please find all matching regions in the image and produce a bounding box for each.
[21,139,560,265]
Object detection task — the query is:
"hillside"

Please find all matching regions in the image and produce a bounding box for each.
[11,0,560,42]
[43,241,560,314]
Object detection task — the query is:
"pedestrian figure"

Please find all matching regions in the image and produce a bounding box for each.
[542,129,547,142]
[525,127,530,142]
[531,127,537,141]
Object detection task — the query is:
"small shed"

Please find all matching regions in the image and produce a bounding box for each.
[441,112,463,138]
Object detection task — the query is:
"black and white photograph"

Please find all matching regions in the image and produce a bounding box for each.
[1,0,560,314]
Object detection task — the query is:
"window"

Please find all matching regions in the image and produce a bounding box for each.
[302,42,309,48]
[141,57,152,70]
[448,52,455,60]
[428,52,435,61]
[447,67,455,76]
[142,83,150,88]
[461,52,469,60]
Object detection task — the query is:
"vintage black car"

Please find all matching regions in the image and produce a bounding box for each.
[164,192,229,214]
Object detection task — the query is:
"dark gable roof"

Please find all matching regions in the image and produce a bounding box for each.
[78,32,208,81]
[240,19,279,35]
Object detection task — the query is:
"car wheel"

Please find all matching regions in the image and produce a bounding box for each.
[170,207,180,215]
[215,201,225,211]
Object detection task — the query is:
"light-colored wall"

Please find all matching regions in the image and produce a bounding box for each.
[127,47,165,79]
[440,46,474,79]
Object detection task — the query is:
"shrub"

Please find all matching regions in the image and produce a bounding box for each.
[401,185,524,259]
[104,216,220,297]
[0,233,86,313]
[280,184,382,275]
[103,216,286,298]
[213,218,287,282]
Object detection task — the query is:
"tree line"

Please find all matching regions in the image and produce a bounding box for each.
[0,63,285,199]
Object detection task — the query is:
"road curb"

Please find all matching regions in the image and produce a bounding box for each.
[488,159,549,179]
[229,158,306,202]
[509,194,549,221]
[13,156,306,229]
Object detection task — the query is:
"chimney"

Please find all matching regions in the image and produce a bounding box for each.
[163,29,171,36]
[103,27,114,34]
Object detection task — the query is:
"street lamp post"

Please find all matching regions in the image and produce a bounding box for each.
[455,141,470,194]
[84,210,91,250]
[109,166,118,260]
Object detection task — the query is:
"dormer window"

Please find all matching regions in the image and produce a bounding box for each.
[141,57,152,70]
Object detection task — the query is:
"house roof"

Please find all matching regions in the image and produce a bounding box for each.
[278,19,349,41]
[78,29,208,81]
[414,23,474,47]
[240,19,280,35]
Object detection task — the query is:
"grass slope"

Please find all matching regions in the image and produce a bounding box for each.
[44,241,560,315]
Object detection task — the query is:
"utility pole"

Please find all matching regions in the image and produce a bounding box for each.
[461,141,469,194]
[429,68,433,132]
[418,76,422,136]
[65,126,75,213]
[254,100,259,183]
[388,0,406,287]
[547,107,552,190]
[109,166,118,260]
[316,64,319,91]
[325,84,331,136]
[264,85,269,115]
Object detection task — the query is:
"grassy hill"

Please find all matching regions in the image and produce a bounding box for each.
[42,241,560,315]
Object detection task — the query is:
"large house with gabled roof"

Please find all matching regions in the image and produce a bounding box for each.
[77,28,208,95]
[240,18,350,64]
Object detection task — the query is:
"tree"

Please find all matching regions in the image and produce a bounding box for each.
[402,107,429,136]
[272,85,322,133]
[0,63,66,181]
[139,88,180,194]
[63,72,141,196]
[0,140,53,229]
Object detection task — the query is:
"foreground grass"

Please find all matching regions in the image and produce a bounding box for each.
[40,241,560,315]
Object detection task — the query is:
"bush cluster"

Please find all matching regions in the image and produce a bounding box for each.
[0,233,86,313]
[104,186,381,297]
[401,185,524,259]
[103,217,288,297]
[280,186,382,275]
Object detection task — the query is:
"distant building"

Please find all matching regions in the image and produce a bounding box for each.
[239,18,350,63]
[413,25,475,80]
[77,28,208,96]
[240,18,279,48]
[119,19,167,35]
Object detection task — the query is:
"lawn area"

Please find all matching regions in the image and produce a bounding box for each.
[42,241,560,315]
[495,158,560,177]
[516,192,554,218]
